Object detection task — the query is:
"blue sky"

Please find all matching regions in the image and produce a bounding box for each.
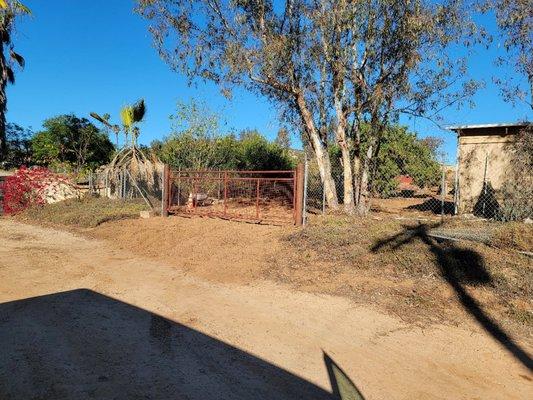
[6,1,532,163]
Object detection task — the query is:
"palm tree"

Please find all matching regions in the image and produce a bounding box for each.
[0,0,30,161]
[120,99,145,147]
[105,98,148,168]
[90,111,120,148]
[90,99,147,168]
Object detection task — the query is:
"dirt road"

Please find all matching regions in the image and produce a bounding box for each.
[0,219,531,399]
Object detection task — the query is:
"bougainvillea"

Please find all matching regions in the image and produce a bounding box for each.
[0,167,70,215]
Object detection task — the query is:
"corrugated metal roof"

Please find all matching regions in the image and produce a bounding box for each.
[447,122,530,131]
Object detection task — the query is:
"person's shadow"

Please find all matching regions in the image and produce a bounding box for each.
[371,223,532,372]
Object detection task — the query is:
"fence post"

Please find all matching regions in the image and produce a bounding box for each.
[177,167,181,206]
[295,163,305,226]
[162,164,169,217]
[255,178,260,220]
[303,157,309,226]
[223,171,228,216]
[440,161,446,219]
[322,185,326,215]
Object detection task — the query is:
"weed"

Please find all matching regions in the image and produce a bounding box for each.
[19,196,148,228]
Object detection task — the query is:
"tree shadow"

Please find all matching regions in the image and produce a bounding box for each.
[473,181,501,219]
[371,224,532,372]
[0,289,335,399]
[406,197,455,215]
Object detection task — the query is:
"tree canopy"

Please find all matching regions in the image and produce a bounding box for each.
[137,0,481,213]
[489,0,532,109]
[153,101,294,171]
[0,0,30,160]
[31,115,115,172]
[1,122,32,168]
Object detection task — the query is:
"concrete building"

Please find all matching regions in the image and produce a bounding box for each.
[449,122,530,215]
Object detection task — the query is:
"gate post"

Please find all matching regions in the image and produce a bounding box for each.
[162,164,170,217]
[294,163,305,226]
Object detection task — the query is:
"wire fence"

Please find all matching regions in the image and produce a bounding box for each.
[305,152,454,219]
[304,147,532,224]
[83,165,164,211]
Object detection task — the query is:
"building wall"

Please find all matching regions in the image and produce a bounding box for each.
[457,127,520,214]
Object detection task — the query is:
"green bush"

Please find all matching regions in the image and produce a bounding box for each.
[153,100,294,171]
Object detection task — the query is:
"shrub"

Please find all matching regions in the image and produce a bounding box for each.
[498,126,533,221]
[0,167,68,214]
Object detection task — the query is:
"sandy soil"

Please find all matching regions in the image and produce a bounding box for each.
[0,218,532,399]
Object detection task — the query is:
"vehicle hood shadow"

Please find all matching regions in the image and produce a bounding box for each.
[0,288,334,400]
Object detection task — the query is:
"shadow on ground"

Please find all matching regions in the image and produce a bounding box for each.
[371,223,533,372]
[0,289,340,400]
[406,198,455,215]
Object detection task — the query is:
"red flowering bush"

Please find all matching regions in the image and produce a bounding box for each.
[0,167,70,215]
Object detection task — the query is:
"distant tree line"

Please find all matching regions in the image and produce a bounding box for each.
[2,115,115,172]
[1,102,296,173]
[150,100,294,171]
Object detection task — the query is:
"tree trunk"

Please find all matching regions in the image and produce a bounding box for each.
[0,50,7,162]
[355,142,375,215]
[296,92,339,209]
[334,104,354,213]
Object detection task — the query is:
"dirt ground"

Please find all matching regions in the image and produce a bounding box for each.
[0,218,532,399]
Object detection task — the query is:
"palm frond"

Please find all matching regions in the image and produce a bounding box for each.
[132,99,146,123]
[0,1,31,14]
[0,30,10,44]
[14,1,31,15]
[5,66,14,83]
[90,111,107,124]
[120,105,134,131]
[9,49,24,67]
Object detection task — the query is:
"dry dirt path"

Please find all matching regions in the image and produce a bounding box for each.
[0,219,531,399]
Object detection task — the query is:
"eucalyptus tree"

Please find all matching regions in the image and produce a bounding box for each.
[137,0,341,208]
[0,0,30,161]
[490,0,532,109]
[313,1,481,212]
[137,0,480,212]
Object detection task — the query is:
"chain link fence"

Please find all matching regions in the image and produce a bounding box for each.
[82,164,164,211]
[304,135,532,229]
[305,152,454,219]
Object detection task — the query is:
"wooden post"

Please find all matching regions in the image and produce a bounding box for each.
[162,164,170,217]
[294,163,305,226]
[255,179,260,220]
[223,171,228,216]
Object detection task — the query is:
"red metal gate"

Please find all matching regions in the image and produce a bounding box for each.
[163,166,304,225]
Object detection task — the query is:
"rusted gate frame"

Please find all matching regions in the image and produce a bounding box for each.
[163,166,304,225]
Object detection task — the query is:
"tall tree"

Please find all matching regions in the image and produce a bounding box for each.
[490,0,532,109]
[0,0,29,161]
[275,127,291,149]
[137,0,480,213]
[136,0,340,208]
[31,115,114,171]
[120,99,146,147]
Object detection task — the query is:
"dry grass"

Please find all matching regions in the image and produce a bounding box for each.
[18,196,148,228]
[12,198,532,339]
[490,222,533,252]
[267,215,532,336]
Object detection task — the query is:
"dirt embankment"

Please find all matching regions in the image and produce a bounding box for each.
[85,214,533,341]
[90,216,285,283]
[0,219,532,399]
